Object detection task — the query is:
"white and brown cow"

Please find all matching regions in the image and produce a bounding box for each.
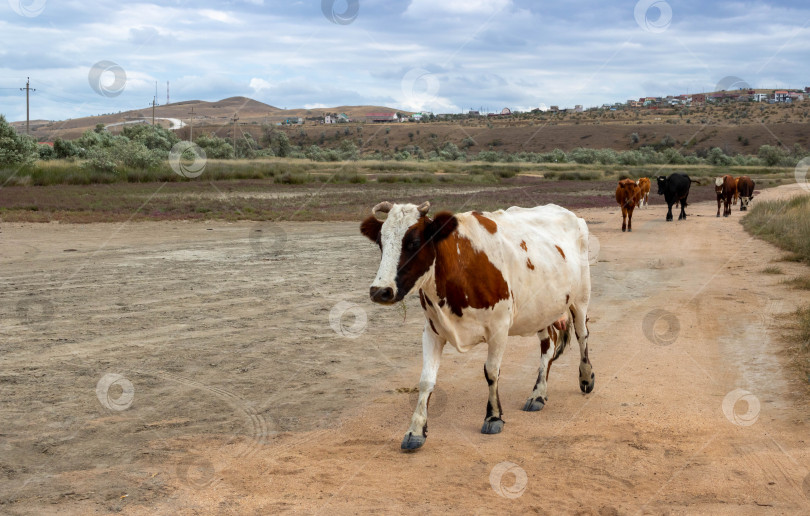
[360,201,594,451]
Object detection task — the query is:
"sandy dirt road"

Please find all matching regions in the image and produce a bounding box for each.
[1,184,809,515]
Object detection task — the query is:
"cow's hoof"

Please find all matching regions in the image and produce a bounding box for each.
[621,227,626,232]
[666,217,673,222]
[401,432,425,451]
[716,214,720,218]
[481,418,504,434]
[580,372,595,394]
[628,227,632,232]
[522,397,545,412]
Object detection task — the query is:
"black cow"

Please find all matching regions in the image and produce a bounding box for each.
[657,173,696,222]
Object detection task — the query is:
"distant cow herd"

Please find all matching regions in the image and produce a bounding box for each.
[614,173,756,231]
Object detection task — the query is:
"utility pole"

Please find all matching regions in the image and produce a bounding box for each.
[188,106,195,141]
[20,77,35,135]
[231,113,239,158]
[152,81,158,126]
[166,81,170,105]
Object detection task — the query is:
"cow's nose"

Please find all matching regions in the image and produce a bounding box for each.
[370,286,394,303]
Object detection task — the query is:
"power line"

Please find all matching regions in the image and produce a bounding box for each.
[152,81,159,125]
[20,77,36,135]
[188,106,195,141]
[231,113,239,158]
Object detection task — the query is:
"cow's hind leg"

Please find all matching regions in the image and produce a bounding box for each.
[481,331,508,434]
[571,305,594,393]
[523,327,557,411]
[679,200,688,221]
[401,326,445,451]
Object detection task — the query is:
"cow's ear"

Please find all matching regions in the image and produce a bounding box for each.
[360,216,382,243]
[426,211,457,243]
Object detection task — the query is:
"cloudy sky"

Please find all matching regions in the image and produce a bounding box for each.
[1,0,808,122]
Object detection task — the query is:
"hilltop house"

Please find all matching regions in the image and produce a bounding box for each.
[774,90,790,103]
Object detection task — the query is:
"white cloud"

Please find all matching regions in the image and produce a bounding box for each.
[249,78,273,92]
[199,9,240,24]
[2,1,810,122]
[404,0,512,17]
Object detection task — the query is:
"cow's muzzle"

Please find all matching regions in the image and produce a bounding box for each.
[370,286,395,304]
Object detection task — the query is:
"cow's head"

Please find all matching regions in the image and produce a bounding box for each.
[714,176,724,194]
[656,176,667,195]
[360,201,457,305]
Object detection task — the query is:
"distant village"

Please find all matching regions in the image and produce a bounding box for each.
[275,86,810,126]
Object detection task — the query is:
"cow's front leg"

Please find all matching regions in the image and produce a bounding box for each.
[627,205,634,232]
[666,203,673,221]
[621,206,627,232]
[401,325,445,451]
[481,332,508,434]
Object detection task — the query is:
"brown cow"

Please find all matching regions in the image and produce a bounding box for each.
[736,176,755,211]
[616,179,641,232]
[636,177,651,207]
[715,175,736,217]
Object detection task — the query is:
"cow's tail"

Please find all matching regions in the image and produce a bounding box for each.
[576,217,590,269]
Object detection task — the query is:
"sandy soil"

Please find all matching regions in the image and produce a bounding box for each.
[1,184,810,515]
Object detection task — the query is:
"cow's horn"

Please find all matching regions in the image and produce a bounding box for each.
[417,201,430,216]
[372,201,393,218]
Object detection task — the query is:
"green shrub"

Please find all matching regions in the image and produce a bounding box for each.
[37,144,56,161]
[194,134,234,159]
[707,147,732,166]
[0,114,38,167]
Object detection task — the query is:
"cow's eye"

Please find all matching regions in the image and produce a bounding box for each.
[407,239,421,251]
